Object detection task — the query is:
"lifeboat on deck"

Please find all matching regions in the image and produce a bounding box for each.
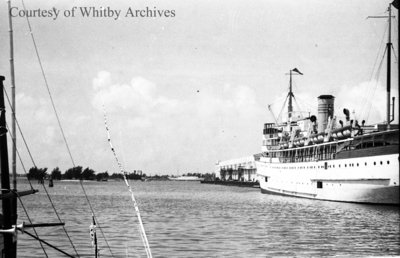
[331,125,353,139]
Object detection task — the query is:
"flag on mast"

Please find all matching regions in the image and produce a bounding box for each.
[292,68,303,75]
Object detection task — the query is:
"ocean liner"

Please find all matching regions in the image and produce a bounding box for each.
[256,3,399,205]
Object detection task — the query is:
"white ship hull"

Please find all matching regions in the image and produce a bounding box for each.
[256,153,399,204]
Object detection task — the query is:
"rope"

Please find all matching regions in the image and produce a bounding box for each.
[368,23,388,82]
[102,105,153,258]
[78,180,115,257]
[19,1,114,256]
[293,95,314,112]
[4,88,34,190]
[292,96,304,119]
[20,0,75,166]
[14,191,49,257]
[391,45,398,64]
[3,87,79,256]
[355,21,389,120]
[277,95,289,123]
[365,47,387,122]
[19,230,76,258]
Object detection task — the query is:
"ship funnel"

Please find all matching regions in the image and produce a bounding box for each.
[317,95,335,133]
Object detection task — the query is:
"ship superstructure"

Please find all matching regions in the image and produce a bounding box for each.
[257,92,399,204]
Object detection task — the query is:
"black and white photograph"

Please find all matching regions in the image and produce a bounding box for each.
[0,0,399,257]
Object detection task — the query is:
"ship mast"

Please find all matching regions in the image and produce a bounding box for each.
[8,0,17,194]
[4,0,18,256]
[0,76,16,257]
[288,70,293,119]
[287,68,303,122]
[7,0,17,190]
[386,3,392,129]
[367,2,397,129]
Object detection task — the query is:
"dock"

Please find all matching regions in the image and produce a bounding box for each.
[201,180,259,188]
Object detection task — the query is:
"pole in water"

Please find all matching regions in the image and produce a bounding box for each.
[49,176,54,187]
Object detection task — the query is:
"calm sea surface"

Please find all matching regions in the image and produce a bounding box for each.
[13,179,400,257]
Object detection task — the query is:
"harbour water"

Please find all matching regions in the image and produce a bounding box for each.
[16,179,400,257]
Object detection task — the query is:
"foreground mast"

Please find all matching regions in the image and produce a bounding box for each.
[0,75,16,257]
[1,0,18,256]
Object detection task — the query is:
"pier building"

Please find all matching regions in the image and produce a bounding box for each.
[215,156,258,182]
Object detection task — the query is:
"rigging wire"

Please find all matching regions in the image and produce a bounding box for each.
[103,105,153,258]
[15,192,49,257]
[3,125,47,256]
[3,89,33,191]
[391,45,398,64]
[365,47,387,122]
[293,95,314,112]
[3,88,79,257]
[19,0,75,166]
[359,20,389,121]
[276,96,288,124]
[19,0,114,256]
[78,179,115,257]
[293,96,304,119]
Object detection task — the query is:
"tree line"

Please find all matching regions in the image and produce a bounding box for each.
[27,166,146,181]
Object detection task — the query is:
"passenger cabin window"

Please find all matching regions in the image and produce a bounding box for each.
[317,181,323,189]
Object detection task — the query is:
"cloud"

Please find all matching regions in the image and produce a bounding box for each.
[92,72,178,118]
[93,71,112,90]
[90,71,264,173]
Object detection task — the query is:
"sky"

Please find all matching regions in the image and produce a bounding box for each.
[0,0,398,175]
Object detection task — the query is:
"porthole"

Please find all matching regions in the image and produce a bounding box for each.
[357,163,359,167]
[387,161,390,164]
[374,162,376,165]
[380,161,383,165]
[365,162,367,166]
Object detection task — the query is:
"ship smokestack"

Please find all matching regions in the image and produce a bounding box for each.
[317,95,335,133]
